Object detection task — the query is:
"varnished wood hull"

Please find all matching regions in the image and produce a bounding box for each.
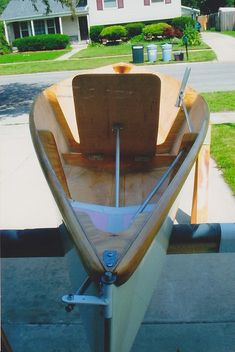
[30,64,209,352]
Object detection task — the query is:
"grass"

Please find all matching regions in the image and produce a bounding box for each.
[0,49,71,63]
[211,123,235,194]
[0,56,131,75]
[72,41,211,59]
[0,48,216,75]
[201,91,235,112]
[221,30,235,38]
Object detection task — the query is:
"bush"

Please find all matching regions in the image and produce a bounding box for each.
[13,34,69,52]
[0,21,12,54]
[172,16,196,32]
[89,25,104,43]
[143,22,171,39]
[163,26,183,39]
[130,33,145,43]
[125,22,144,39]
[183,25,201,46]
[100,25,127,41]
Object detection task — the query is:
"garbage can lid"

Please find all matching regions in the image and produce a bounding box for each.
[147,44,157,49]
[161,43,172,49]
[132,45,143,49]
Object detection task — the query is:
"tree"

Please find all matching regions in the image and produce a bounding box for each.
[30,0,82,13]
[182,0,235,14]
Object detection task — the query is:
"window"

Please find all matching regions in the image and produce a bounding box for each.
[20,22,30,37]
[47,19,56,34]
[34,20,46,35]
[152,0,164,2]
[104,0,117,8]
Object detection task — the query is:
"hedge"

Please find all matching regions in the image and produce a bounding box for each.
[125,22,145,39]
[143,23,171,39]
[89,25,105,43]
[100,25,127,41]
[13,34,70,52]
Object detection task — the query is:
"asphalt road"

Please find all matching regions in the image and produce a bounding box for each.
[0,61,235,119]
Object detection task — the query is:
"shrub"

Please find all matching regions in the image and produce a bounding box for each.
[143,22,171,39]
[162,25,175,38]
[13,34,69,52]
[125,22,144,39]
[89,25,104,43]
[172,16,196,32]
[100,25,127,41]
[0,21,11,54]
[130,33,145,43]
[163,25,183,39]
[183,25,201,46]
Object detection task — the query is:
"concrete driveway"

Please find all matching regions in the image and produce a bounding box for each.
[201,31,235,62]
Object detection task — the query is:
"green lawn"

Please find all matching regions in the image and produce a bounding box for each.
[0,49,71,63]
[211,123,235,194]
[201,91,235,112]
[221,30,235,38]
[72,41,210,59]
[0,48,216,75]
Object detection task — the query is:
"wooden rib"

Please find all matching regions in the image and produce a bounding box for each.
[157,88,199,154]
[38,130,71,198]
[62,152,176,169]
[44,87,80,151]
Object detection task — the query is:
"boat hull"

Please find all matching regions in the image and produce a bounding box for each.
[65,199,178,352]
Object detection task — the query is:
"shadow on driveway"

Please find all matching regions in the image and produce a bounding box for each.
[0,82,49,119]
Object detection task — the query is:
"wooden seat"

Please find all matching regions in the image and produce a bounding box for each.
[72,73,161,157]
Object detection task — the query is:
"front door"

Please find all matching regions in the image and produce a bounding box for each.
[78,16,88,41]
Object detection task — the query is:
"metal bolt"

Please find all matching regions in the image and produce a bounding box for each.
[67,294,74,301]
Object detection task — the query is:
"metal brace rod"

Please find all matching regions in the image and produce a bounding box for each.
[135,149,184,217]
[182,101,193,133]
[176,67,193,132]
[176,67,191,107]
[113,123,122,208]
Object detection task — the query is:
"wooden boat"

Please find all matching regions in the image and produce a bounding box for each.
[30,63,209,352]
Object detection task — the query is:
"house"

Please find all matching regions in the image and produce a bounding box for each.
[1,0,182,44]
[181,5,200,20]
[1,0,89,44]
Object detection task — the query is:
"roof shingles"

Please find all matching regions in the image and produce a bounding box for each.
[1,0,86,21]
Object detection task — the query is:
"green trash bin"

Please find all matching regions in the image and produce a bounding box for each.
[132,45,144,64]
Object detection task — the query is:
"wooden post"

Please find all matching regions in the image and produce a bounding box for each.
[191,125,211,224]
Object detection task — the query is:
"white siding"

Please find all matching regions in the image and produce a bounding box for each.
[88,0,181,26]
[61,16,79,39]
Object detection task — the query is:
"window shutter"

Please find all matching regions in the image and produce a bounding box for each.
[165,0,171,3]
[96,0,103,10]
[144,0,150,5]
[118,0,124,8]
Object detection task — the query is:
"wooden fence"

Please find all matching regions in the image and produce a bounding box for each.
[207,9,235,31]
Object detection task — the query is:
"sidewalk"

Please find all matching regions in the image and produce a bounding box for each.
[55,42,88,60]
[1,110,235,352]
[201,32,235,62]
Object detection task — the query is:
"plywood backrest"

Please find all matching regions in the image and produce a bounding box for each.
[72,73,161,157]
